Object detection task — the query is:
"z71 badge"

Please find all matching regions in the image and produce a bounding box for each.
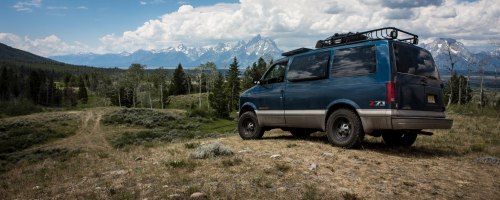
[369,101,386,107]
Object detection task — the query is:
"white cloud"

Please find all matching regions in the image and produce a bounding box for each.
[13,0,42,12]
[139,0,166,5]
[77,6,88,10]
[46,6,68,10]
[0,33,90,56]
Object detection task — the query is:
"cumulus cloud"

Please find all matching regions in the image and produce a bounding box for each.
[97,0,498,53]
[0,33,90,56]
[13,0,42,12]
[6,0,500,56]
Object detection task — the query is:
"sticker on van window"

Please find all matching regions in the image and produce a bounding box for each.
[369,101,386,107]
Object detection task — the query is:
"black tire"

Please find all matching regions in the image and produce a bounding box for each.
[382,131,417,147]
[290,129,313,139]
[238,111,265,140]
[326,109,364,148]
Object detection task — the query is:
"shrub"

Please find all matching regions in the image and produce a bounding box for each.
[164,159,197,171]
[189,143,234,159]
[184,142,201,149]
[0,99,42,117]
[102,109,179,128]
[0,127,74,154]
[188,108,212,118]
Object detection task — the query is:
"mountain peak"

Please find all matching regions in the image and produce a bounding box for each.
[438,38,457,45]
[248,34,263,45]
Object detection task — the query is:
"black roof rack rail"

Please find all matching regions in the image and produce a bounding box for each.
[282,47,312,56]
[315,27,418,48]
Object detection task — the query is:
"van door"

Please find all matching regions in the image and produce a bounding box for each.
[393,42,444,112]
[284,50,331,129]
[254,61,287,126]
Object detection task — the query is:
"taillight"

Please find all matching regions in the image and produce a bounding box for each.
[386,81,396,103]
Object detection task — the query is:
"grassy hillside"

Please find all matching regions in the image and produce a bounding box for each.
[0,108,498,199]
[0,42,122,75]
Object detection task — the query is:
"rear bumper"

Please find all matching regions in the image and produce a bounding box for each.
[392,117,453,130]
[357,109,453,133]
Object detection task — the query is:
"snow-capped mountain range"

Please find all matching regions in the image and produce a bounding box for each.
[50,35,498,73]
[50,35,283,69]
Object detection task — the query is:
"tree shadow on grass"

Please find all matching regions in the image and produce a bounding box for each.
[261,132,462,158]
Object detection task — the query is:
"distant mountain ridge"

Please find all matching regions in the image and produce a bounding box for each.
[50,35,283,68]
[419,38,499,74]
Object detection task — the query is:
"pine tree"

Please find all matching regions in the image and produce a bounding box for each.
[78,76,88,104]
[225,57,241,111]
[0,67,9,100]
[209,73,229,118]
[170,63,188,95]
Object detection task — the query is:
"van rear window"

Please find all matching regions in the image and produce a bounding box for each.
[394,43,438,79]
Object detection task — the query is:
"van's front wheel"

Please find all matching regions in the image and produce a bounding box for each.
[238,112,265,140]
[326,109,364,148]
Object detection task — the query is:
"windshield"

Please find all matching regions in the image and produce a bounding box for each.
[394,43,438,79]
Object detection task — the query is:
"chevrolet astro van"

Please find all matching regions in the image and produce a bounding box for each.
[238,27,453,148]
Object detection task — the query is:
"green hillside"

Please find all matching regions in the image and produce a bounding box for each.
[0,42,121,74]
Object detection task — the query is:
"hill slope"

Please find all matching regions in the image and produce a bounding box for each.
[0,42,121,74]
[0,108,498,199]
[0,42,61,64]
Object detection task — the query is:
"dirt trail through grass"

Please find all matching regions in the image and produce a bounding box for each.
[48,109,110,151]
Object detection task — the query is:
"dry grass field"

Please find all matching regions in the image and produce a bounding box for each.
[0,108,498,199]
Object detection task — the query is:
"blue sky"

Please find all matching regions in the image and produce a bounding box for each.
[0,0,239,48]
[0,0,498,56]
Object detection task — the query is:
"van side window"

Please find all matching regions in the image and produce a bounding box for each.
[287,51,330,82]
[262,62,286,84]
[332,45,376,77]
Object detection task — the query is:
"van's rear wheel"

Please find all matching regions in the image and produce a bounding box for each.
[238,112,264,140]
[326,109,364,148]
[382,131,417,146]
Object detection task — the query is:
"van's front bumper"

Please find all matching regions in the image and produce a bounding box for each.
[357,109,453,133]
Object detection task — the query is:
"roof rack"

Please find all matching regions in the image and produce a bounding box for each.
[315,27,418,48]
[281,47,312,56]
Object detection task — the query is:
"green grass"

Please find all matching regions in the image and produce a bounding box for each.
[0,118,78,154]
[199,119,236,133]
[0,115,79,173]
[446,103,499,117]
[104,108,236,149]
[404,113,500,157]
[164,159,197,170]
[0,148,82,173]
[0,99,43,117]
[221,157,243,167]
[167,93,209,110]
[102,108,181,128]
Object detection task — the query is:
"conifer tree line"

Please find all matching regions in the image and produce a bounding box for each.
[0,56,272,118]
[0,66,89,107]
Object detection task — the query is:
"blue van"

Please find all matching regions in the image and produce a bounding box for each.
[238,27,453,148]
